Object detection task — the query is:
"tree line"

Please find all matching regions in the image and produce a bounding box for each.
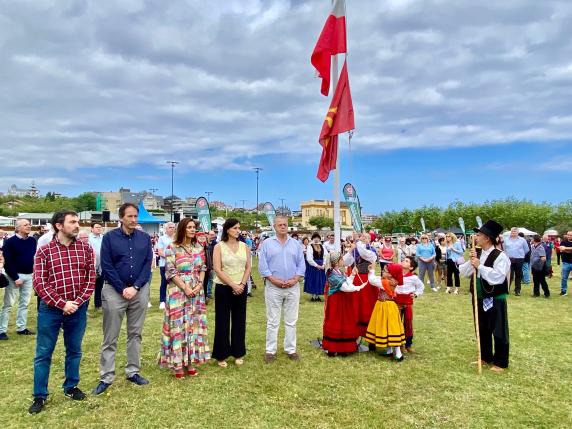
[0,193,97,217]
[370,198,572,235]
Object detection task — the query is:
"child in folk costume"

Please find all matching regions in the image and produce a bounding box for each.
[365,263,406,361]
[395,256,424,352]
[322,252,367,357]
[342,233,378,339]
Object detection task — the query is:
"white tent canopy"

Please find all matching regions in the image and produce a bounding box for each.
[502,227,537,238]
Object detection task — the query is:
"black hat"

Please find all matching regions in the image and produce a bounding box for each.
[474,220,503,242]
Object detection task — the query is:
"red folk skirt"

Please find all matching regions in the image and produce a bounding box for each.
[322,288,359,354]
[354,273,378,337]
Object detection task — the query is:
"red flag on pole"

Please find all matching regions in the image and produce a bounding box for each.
[317,60,355,182]
[311,0,347,96]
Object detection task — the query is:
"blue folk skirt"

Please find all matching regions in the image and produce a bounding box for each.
[304,259,326,295]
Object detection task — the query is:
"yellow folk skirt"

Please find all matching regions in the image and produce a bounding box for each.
[364,300,405,348]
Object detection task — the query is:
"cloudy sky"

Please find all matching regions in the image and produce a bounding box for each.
[1,0,572,213]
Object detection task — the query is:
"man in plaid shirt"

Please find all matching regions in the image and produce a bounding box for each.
[29,210,95,414]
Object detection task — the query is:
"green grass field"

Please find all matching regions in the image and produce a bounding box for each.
[0,260,571,428]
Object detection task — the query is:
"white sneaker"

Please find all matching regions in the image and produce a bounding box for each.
[446,287,452,294]
[453,289,459,295]
[147,302,152,308]
[159,302,165,310]
[431,287,438,292]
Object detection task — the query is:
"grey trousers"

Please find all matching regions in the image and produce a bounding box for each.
[418,260,435,287]
[264,281,300,354]
[99,283,150,383]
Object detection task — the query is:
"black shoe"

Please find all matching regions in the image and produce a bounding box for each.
[17,328,35,336]
[247,292,253,297]
[0,333,8,340]
[91,381,111,396]
[28,397,45,414]
[316,297,323,302]
[327,351,336,357]
[394,355,404,362]
[544,295,550,298]
[514,292,521,296]
[532,294,540,298]
[560,291,568,296]
[127,374,149,385]
[64,386,86,401]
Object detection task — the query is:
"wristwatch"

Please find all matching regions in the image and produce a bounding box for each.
[133,285,141,291]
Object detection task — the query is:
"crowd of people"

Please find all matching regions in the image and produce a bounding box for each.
[0,208,570,415]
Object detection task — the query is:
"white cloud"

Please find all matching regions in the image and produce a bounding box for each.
[1,0,572,190]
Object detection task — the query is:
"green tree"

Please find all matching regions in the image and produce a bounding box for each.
[309,216,334,230]
[73,193,97,212]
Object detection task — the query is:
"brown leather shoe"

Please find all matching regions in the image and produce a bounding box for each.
[287,352,300,361]
[264,353,276,364]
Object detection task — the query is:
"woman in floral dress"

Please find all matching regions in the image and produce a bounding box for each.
[159,218,210,378]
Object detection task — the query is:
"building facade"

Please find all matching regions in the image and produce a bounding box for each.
[300,200,352,229]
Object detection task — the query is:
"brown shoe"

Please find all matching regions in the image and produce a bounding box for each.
[405,347,414,353]
[489,365,505,373]
[287,352,300,361]
[264,353,276,364]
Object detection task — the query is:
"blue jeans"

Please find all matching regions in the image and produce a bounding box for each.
[561,262,572,293]
[159,266,168,303]
[33,302,87,398]
[522,262,530,284]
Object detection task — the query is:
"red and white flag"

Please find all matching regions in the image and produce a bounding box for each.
[311,0,347,96]
[317,60,355,182]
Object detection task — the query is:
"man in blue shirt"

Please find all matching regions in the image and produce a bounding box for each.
[504,227,530,296]
[93,203,153,395]
[258,216,305,363]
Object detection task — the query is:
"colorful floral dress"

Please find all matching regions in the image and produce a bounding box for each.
[159,243,210,374]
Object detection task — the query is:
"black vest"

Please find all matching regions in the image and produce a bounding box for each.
[473,249,509,298]
[311,244,324,260]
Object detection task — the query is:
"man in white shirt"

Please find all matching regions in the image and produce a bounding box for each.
[323,233,337,253]
[459,220,510,372]
[156,222,175,309]
[89,222,104,310]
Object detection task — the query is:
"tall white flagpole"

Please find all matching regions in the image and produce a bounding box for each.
[332,53,341,251]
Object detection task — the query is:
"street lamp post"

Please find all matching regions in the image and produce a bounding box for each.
[205,191,213,201]
[166,161,180,221]
[253,167,262,228]
[279,198,285,215]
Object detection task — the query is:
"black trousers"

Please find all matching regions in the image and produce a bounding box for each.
[509,258,524,293]
[446,259,460,287]
[93,275,104,308]
[532,269,550,297]
[556,253,561,265]
[212,283,247,361]
[478,298,509,368]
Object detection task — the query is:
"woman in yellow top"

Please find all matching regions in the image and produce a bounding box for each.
[212,218,251,367]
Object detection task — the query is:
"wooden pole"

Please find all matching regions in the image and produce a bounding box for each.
[472,235,482,375]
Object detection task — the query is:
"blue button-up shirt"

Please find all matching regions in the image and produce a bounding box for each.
[101,227,153,294]
[258,236,306,281]
[416,242,436,259]
[504,236,529,259]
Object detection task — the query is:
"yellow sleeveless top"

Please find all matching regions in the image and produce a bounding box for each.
[213,241,248,284]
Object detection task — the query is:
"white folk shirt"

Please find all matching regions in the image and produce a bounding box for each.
[459,246,511,283]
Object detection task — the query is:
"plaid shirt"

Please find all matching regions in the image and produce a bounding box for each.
[33,235,96,310]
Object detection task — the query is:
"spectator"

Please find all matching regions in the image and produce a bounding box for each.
[212,218,250,368]
[258,216,305,363]
[530,235,550,298]
[504,227,529,296]
[88,222,104,312]
[415,234,436,291]
[92,203,153,395]
[378,236,395,272]
[0,219,37,340]
[28,211,95,414]
[156,222,176,310]
[445,233,463,294]
[520,232,532,285]
[558,231,572,296]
